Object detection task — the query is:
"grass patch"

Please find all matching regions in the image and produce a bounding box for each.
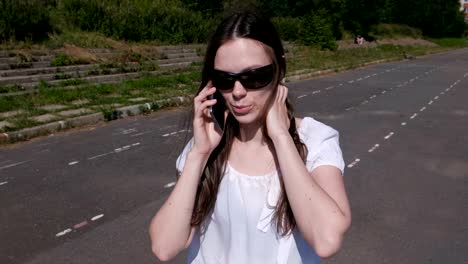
[428,38,468,48]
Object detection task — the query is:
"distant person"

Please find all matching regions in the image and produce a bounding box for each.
[149,11,351,263]
[357,35,364,45]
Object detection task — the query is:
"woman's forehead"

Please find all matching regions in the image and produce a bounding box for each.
[214,38,271,73]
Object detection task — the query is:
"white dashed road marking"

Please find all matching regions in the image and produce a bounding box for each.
[0,160,29,170]
[56,229,72,237]
[420,107,426,112]
[384,132,394,140]
[368,144,380,153]
[297,95,307,99]
[164,182,176,188]
[410,113,418,120]
[0,181,8,186]
[68,161,79,166]
[91,214,104,221]
[401,122,407,126]
[347,158,361,168]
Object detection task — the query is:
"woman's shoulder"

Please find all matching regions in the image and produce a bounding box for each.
[296,116,339,141]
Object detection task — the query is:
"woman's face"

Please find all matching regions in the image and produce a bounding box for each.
[213,38,275,126]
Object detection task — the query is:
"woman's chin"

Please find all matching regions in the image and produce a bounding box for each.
[232,113,261,126]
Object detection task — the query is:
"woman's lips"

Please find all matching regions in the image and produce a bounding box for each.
[231,105,252,115]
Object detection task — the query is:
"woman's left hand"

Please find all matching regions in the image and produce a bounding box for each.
[266,84,291,141]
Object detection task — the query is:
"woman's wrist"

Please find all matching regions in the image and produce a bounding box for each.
[187,148,211,165]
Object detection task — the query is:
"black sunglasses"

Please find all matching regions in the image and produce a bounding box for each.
[211,64,275,91]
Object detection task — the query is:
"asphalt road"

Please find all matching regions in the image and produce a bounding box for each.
[1,48,467,264]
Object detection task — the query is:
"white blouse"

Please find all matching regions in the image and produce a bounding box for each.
[176,117,345,264]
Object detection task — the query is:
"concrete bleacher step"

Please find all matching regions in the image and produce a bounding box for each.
[0,64,94,78]
[166,52,198,59]
[155,56,202,65]
[0,64,142,86]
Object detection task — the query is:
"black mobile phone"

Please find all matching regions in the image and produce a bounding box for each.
[210,91,226,131]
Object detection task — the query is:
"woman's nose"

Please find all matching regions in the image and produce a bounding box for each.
[232,80,247,98]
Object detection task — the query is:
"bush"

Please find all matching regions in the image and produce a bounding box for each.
[59,0,218,43]
[370,24,423,39]
[0,0,56,42]
[272,17,302,41]
[299,9,337,50]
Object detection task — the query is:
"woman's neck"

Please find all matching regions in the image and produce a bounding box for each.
[237,122,267,146]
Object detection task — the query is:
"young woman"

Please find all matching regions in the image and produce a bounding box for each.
[149,12,351,263]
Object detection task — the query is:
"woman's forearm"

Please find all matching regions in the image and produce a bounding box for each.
[149,151,209,261]
[271,134,350,257]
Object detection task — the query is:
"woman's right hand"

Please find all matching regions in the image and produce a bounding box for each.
[191,83,226,156]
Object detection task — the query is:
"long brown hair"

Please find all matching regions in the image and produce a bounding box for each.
[190,12,307,236]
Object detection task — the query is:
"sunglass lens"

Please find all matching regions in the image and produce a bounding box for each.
[212,72,234,90]
[241,66,274,89]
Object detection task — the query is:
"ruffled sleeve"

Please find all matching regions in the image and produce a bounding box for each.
[176,138,194,173]
[298,117,345,175]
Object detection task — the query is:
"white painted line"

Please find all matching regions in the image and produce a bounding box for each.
[397,84,403,88]
[434,96,439,100]
[0,160,29,170]
[0,181,8,186]
[91,214,104,221]
[132,142,141,146]
[384,132,394,140]
[357,78,362,81]
[440,92,444,95]
[365,75,370,79]
[122,128,138,135]
[409,79,415,82]
[297,94,307,99]
[56,228,72,237]
[348,80,355,84]
[368,144,380,153]
[372,73,377,76]
[345,107,354,111]
[420,107,426,112]
[68,161,79,166]
[428,100,433,105]
[339,83,344,86]
[164,181,176,188]
[401,122,407,126]
[410,113,418,119]
[325,86,334,90]
[162,133,170,137]
[114,148,123,152]
[381,91,387,94]
[312,90,321,94]
[347,158,361,168]
[88,152,112,160]
[122,145,131,150]
[361,100,369,105]
[370,95,377,99]
[445,88,450,92]
[131,131,153,137]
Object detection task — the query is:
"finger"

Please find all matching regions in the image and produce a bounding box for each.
[276,85,286,103]
[280,85,288,103]
[195,87,216,104]
[196,98,217,117]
